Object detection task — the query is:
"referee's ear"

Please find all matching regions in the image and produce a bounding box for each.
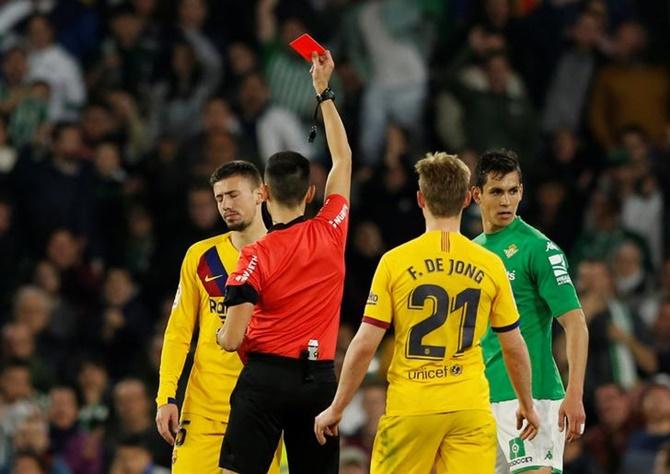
[258,183,270,202]
[259,184,269,203]
[305,184,316,204]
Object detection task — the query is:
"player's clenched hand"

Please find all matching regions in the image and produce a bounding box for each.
[314,405,341,445]
[156,403,179,445]
[311,50,334,94]
[516,402,540,441]
[559,392,586,443]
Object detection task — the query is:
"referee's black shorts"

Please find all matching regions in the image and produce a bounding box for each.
[220,353,339,474]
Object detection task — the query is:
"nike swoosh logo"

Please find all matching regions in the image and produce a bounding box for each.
[204,274,224,282]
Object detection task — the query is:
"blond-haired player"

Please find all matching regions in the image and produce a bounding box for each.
[315,152,540,473]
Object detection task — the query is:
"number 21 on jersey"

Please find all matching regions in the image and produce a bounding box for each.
[405,284,481,360]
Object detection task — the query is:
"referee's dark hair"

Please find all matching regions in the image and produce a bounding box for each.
[264,151,310,207]
[209,160,262,188]
[475,149,523,188]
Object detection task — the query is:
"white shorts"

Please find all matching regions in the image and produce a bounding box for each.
[492,399,565,474]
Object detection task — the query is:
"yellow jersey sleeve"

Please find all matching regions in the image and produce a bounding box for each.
[362,255,393,329]
[156,245,200,406]
[489,256,520,332]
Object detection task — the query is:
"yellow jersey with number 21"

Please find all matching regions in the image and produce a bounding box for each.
[363,231,520,416]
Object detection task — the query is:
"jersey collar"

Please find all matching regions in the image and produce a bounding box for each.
[268,215,306,233]
[485,216,522,236]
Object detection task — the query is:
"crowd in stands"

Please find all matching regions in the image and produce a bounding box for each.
[0,0,668,473]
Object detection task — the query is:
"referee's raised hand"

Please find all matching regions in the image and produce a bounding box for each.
[311,50,334,93]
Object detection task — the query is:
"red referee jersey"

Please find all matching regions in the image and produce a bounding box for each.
[225,194,349,361]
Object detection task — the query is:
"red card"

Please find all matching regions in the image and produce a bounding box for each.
[289,33,326,62]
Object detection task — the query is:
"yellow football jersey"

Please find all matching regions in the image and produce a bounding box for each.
[156,232,243,422]
[364,231,519,416]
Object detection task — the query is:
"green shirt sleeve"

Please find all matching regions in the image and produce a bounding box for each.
[528,238,582,318]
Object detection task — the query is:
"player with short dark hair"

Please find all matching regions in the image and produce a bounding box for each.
[315,152,539,474]
[473,149,588,474]
[155,160,280,473]
[217,50,350,474]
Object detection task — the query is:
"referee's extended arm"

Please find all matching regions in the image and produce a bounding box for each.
[312,51,352,202]
[314,322,386,445]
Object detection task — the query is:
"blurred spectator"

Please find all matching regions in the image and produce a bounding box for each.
[542,12,605,134]
[11,413,71,474]
[653,301,670,374]
[93,142,127,266]
[0,117,18,177]
[611,241,655,316]
[340,0,436,167]
[571,189,650,270]
[122,204,156,288]
[0,46,29,117]
[175,0,223,81]
[11,285,67,374]
[180,96,243,171]
[222,41,258,99]
[527,177,581,256]
[562,437,603,474]
[345,379,386,457]
[31,260,77,340]
[0,196,22,315]
[26,15,85,122]
[584,383,638,473]
[256,0,341,124]
[339,446,368,474]
[47,386,102,474]
[237,72,312,163]
[44,229,101,315]
[543,128,596,195]
[615,126,664,266]
[106,379,171,469]
[578,259,656,392]
[85,269,150,379]
[437,50,537,163]
[8,80,49,151]
[620,383,670,474]
[342,221,384,328]
[88,6,158,101]
[76,359,110,434]
[109,435,169,474]
[148,40,221,141]
[0,361,41,469]
[104,90,150,166]
[9,450,49,474]
[12,123,98,255]
[1,322,54,392]
[589,21,670,150]
[656,442,670,474]
[358,124,423,248]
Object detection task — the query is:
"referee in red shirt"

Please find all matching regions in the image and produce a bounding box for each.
[216,50,350,474]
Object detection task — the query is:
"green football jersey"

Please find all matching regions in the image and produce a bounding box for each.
[474,217,581,402]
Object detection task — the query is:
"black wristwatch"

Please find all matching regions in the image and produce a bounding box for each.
[316,87,335,104]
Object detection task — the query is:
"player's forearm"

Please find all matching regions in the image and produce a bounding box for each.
[331,338,375,414]
[320,100,352,171]
[501,337,534,408]
[156,337,191,405]
[560,310,589,396]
